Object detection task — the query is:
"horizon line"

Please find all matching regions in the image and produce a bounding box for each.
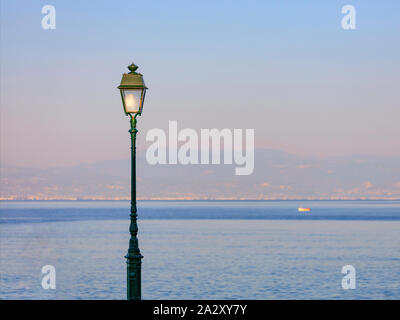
[1,198,400,202]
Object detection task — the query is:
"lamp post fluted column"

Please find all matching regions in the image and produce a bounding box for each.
[125,114,143,300]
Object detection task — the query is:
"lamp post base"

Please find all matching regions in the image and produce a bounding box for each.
[126,253,143,300]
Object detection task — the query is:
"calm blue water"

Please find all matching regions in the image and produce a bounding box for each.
[1,200,400,299]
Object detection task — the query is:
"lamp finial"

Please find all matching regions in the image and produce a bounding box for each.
[127,63,139,74]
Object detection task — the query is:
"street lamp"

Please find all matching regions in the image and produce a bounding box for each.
[118,62,147,300]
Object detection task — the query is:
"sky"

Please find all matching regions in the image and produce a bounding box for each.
[1,0,400,172]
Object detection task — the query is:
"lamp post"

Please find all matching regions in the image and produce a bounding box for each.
[118,62,147,300]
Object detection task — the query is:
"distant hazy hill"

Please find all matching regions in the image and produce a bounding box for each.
[1,149,400,200]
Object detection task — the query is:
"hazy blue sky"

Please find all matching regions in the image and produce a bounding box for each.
[1,0,399,168]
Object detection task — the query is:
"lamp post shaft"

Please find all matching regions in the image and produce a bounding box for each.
[126,114,143,300]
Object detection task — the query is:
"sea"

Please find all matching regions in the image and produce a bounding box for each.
[1,200,399,300]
